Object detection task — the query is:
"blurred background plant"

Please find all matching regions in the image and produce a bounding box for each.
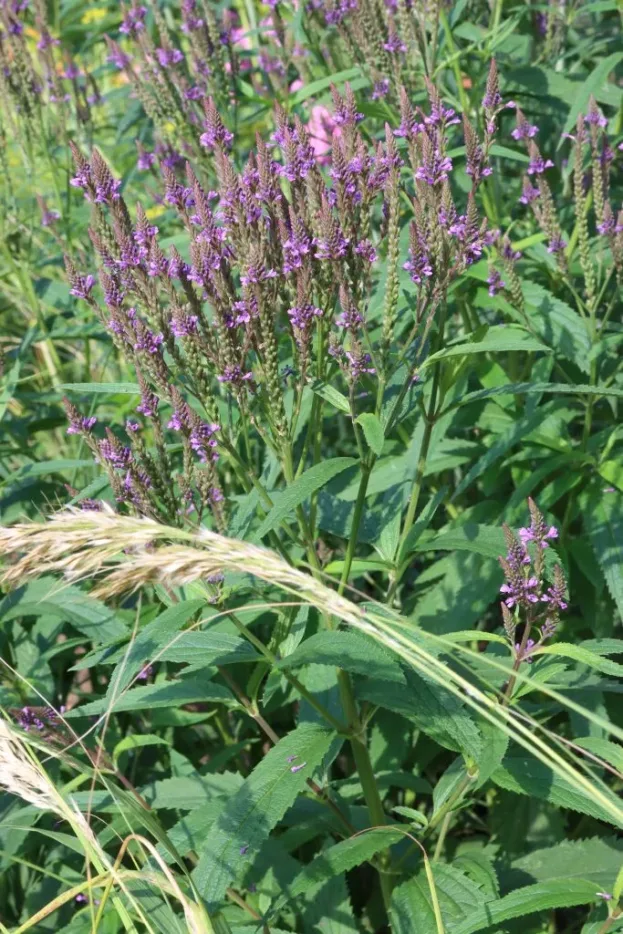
[0,1,622,933]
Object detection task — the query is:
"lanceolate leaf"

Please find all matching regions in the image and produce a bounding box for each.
[253,458,356,541]
[392,864,485,934]
[424,325,548,364]
[193,723,337,906]
[67,674,234,716]
[360,670,482,759]
[268,827,404,919]
[276,631,406,683]
[584,492,623,621]
[492,756,623,828]
[534,643,623,677]
[452,878,600,934]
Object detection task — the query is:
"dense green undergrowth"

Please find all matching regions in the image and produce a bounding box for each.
[0,1,622,932]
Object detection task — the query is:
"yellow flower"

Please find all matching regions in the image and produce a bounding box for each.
[145,205,166,220]
[81,8,107,25]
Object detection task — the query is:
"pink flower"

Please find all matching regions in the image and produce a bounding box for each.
[307,105,339,163]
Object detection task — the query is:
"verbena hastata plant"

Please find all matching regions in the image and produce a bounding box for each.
[0,2,622,934]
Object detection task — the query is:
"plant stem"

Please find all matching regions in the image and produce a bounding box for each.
[338,460,373,596]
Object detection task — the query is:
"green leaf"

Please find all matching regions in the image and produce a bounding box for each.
[561,52,623,140]
[575,737,623,773]
[67,674,234,716]
[522,283,590,372]
[276,631,405,683]
[356,413,385,456]
[534,642,623,677]
[59,381,140,394]
[393,805,428,827]
[398,486,448,563]
[193,722,337,907]
[290,66,362,104]
[507,837,623,889]
[450,381,623,412]
[268,827,404,919]
[424,326,548,364]
[309,379,351,413]
[253,458,356,541]
[157,632,260,668]
[3,459,94,485]
[113,734,170,764]
[492,756,623,828]
[452,404,554,499]
[392,864,485,934]
[105,599,206,697]
[0,578,127,643]
[584,492,623,621]
[360,669,482,759]
[453,879,601,934]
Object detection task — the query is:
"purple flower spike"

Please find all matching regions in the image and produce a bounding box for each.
[527,155,554,175]
[487,269,506,297]
[69,274,96,300]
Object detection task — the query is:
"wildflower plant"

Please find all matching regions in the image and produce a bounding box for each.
[0,2,622,934]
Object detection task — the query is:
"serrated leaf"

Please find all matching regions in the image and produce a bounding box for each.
[584,492,623,621]
[67,674,234,716]
[393,805,428,826]
[113,733,170,764]
[158,631,260,668]
[575,737,623,773]
[523,282,591,372]
[506,837,623,889]
[424,325,548,365]
[105,599,206,698]
[356,413,385,456]
[360,669,481,759]
[534,642,623,677]
[399,486,448,562]
[452,879,600,934]
[268,827,404,919]
[392,864,484,934]
[276,631,405,683]
[253,458,356,541]
[492,756,623,828]
[0,578,127,643]
[193,722,337,907]
[309,379,350,413]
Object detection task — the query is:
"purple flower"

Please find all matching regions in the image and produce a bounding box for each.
[371,78,390,100]
[189,421,220,462]
[18,707,45,731]
[67,414,97,435]
[155,47,184,67]
[126,420,140,432]
[240,844,249,855]
[41,207,60,227]
[384,34,406,54]
[515,638,536,662]
[355,240,377,263]
[547,236,566,254]
[288,304,323,332]
[519,180,540,205]
[69,274,95,300]
[170,310,199,338]
[290,761,307,773]
[108,46,131,69]
[487,269,506,297]
[217,365,253,386]
[403,254,433,285]
[100,440,132,469]
[501,577,539,608]
[315,230,349,261]
[527,155,554,175]
[136,389,159,417]
[137,664,153,681]
[70,164,92,192]
[511,122,538,141]
[120,4,147,35]
[415,149,452,187]
[518,524,558,548]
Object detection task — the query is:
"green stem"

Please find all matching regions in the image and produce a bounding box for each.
[338,461,373,596]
